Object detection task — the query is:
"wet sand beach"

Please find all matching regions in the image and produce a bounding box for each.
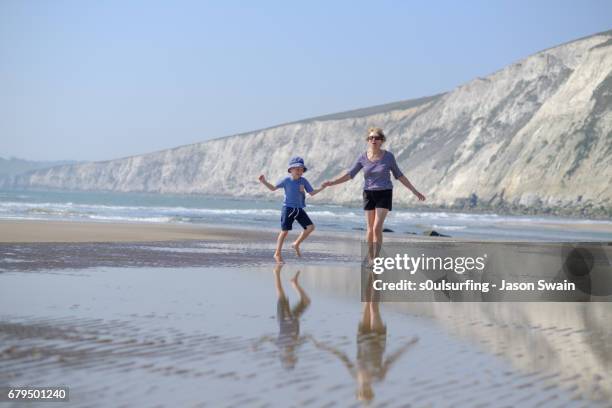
[3,263,611,407]
[1,220,611,407]
[0,219,281,243]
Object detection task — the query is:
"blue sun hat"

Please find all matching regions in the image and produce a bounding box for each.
[287,156,307,173]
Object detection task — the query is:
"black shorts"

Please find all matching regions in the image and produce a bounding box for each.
[363,189,393,211]
[281,206,313,231]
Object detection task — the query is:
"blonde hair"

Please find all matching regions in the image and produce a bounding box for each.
[366,127,386,142]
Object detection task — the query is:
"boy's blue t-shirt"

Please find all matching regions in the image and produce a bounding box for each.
[275,176,313,208]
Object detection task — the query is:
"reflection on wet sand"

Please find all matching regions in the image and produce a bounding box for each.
[1,237,611,406]
[253,264,311,370]
[421,302,612,402]
[311,271,418,402]
[253,266,419,403]
[297,263,612,403]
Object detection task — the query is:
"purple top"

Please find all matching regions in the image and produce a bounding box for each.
[347,150,404,191]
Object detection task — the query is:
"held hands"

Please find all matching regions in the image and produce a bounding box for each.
[313,183,327,194]
[258,174,266,183]
[322,180,333,188]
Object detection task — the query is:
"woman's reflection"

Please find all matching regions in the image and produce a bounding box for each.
[310,271,418,402]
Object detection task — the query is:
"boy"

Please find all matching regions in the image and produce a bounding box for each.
[259,156,325,263]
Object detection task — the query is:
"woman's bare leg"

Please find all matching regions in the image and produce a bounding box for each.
[365,210,376,261]
[360,272,374,329]
[274,230,289,263]
[361,301,372,331]
[372,208,389,258]
[369,300,385,333]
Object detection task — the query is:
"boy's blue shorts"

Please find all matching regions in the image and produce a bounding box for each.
[281,206,313,231]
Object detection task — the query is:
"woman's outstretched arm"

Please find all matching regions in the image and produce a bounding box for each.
[381,336,419,377]
[398,175,426,201]
[307,335,356,376]
[323,154,363,187]
[323,173,351,187]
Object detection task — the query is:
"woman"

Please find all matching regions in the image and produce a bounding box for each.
[323,127,425,260]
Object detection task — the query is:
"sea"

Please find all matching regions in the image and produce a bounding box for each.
[1,189,611,241]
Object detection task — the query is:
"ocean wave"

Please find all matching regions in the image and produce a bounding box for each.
[0,200,362,220]
[392,211,501,221]
[87,215,176,223]
[431,224,468,230]
[307,210,360,218]
[0,201,279,216]
[26,207,94,217]
[1,199,611,229]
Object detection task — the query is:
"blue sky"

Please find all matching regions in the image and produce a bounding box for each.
[1,0,610,161]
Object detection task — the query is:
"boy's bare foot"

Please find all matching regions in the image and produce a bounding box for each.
[291,242,302,257]
[274,253,284,263]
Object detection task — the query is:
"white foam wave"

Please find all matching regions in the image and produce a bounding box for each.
[87,215,176,223]
[431,224,468,230]
[1,200,611,230]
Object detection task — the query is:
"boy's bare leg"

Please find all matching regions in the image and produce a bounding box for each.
[290,270,300,283]
[290,271,311,308]
[291,224,315,257]
[275,230,289,263]
[273,263,286,298]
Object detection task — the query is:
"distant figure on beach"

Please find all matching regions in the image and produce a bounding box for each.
[259,156,326,263]
[310,271,419,401]
[253,264,311,370]
[323,127,425,261]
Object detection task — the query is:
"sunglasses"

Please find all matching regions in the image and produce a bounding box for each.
[368,135,384,141]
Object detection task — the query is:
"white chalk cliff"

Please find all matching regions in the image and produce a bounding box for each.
[6,30,612,217]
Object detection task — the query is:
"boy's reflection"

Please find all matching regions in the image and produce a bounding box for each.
[310,271,418,402]
[254,264,311,370]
